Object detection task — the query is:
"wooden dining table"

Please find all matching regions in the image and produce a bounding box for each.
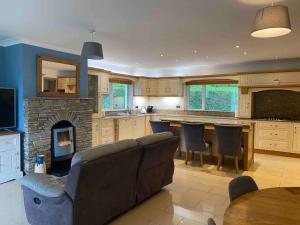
[223,187,300,225]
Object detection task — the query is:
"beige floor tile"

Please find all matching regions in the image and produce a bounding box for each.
[1,153,300,225]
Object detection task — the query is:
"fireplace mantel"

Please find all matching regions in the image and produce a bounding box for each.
[23,97,93,172]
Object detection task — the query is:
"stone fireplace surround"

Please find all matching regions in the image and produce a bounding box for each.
[23,97,93,173]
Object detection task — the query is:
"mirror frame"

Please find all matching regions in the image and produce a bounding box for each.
[37,55,80,97]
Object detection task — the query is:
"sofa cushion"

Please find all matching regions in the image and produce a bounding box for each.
[71,139,139,167]
[21,173,67,198]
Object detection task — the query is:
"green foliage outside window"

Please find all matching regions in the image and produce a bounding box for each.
[112,83,128,110]
[187,84,238,112]
[205,84,238,112]
[101,95,110,110]
[188,85,202,109]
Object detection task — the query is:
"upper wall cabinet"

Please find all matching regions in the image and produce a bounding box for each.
[158,78,183,96]
[134,78,183,97]
[37,56,80,97]
[134,78,158,96]
[239,72,300,87]
[100,72,109,94]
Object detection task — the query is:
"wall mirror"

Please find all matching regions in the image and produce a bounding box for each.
[37,56,80,97]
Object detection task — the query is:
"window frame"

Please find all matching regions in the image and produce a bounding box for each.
[101,82,131,111]
[186,82,238,113]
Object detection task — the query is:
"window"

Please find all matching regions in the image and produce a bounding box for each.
[187,83,238,112]
[101,83,130,110]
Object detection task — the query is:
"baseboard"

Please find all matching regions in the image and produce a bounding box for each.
[255,149,300,158]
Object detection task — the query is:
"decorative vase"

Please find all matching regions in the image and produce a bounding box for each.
[34,155,46,174]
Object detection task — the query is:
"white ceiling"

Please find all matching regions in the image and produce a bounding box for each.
[0,0,299,76]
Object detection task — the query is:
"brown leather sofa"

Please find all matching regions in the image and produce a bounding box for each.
[21,132,178,225]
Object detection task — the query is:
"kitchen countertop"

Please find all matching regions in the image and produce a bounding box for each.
[96,113,298,123]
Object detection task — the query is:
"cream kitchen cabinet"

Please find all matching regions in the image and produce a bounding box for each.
[100,119,115,144]
[134,78,158,96]
[237,88,252,118]
[92,118,101,146]
[145,116,152,135]
[92,118,115,146]
[239,72,300,87]
[0,132,22,183]
[292,123,300,153]
[117,117,145,140]
[132,116,146,139]
[158,78,183,96]
[100,72,109,94]
[254,121,293,152]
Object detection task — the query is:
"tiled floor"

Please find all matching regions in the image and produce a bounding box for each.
[1,153,300,225]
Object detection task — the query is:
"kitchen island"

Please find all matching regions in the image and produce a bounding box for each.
[159,117,255,170]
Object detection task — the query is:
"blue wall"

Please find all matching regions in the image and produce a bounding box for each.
[0,47,5,86]
[21,44,88,97]
[3,45,24,129]
[1,44,88,131]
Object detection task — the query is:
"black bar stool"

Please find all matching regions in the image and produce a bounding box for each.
[214,124,243,173]
[149,120,170,133]
[182,122,212,166]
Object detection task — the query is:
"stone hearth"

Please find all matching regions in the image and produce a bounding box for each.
[23,97,93,172]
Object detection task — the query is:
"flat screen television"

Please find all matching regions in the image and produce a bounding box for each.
[0,88,16,129]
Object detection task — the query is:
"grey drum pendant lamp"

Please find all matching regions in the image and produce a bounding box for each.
[81,29,104,60]
[251,3,291,38]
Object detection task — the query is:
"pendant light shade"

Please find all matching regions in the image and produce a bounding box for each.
[81,42,103,60]
[81,30,104,60]
[251,5,291,38]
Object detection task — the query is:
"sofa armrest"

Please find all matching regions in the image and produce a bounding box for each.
[21,173,67,198]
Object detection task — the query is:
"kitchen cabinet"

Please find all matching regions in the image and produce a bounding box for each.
[92,118,101,146]
[118,117,145,140]
[292,123,300,153]
[100,72,109,94]
[158,78,183,96]
[239,72,300,87]
[100,119,115,144]
[145,116,152,135]
[92,118,115,146]
[57,77,77,93]
[134,78,158,96]
[237,88,252,118]
[254,121,293,152]
[0,132,22,183]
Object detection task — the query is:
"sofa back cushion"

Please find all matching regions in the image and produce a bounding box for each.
[136,132,179,202]
[65,139,142,225]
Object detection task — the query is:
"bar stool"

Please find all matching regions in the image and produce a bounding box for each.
[150,120,170,133]
[214,124,243,173]
[182,123,212,166]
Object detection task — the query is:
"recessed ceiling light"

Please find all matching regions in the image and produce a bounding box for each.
[175,59,179,62]
[160,53,164,57]
[193,50,198,54]
[235,45,240,49]
[243,51,248,55]
[205,56,209,59]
